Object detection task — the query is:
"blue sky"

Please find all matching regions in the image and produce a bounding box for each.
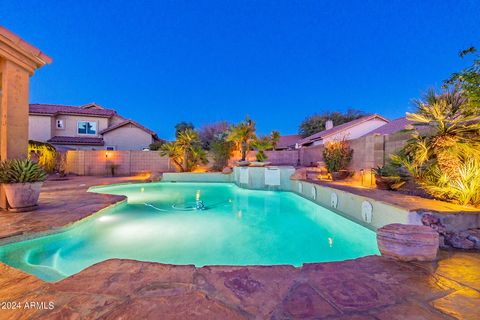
[1,1,479,139]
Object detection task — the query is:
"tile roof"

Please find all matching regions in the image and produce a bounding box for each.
[369,117,413,135]
[98,119,159,139]
[47,136,105,146]
[276,134,301,149]
[30,103,116,117]
[298,114,389,145]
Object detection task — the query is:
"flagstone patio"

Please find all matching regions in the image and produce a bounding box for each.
[0,176,479,319]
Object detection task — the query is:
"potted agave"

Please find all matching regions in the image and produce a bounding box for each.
[0,159,47,211]
[372,165,408,191]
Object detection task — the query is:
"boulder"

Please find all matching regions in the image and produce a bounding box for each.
[377,224,439,262]
[222,167,233,174]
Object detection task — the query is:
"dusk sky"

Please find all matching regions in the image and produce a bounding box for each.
[2,1,479,139]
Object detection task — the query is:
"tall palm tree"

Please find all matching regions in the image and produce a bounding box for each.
[227,116,257,161]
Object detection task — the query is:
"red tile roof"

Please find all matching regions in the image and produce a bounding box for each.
[298,114,389,145]
[98,119,159,139]
[30,103,116,117]
[276,134,301,149]
[369,117,413,135]
[47,136,105,146]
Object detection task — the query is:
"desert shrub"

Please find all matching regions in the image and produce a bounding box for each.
[148,139,166,151]
[251,136,273,162]
[210,133,234,170]
[322,139,353,173]
[28,140,56,172]
[160,128,208,172]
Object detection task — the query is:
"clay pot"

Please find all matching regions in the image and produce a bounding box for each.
[377,224,439,262]
[2,182,43,212]
[331,170,349,181]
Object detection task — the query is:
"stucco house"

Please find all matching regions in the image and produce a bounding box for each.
[297,114,389,147]
[28,103,160,150]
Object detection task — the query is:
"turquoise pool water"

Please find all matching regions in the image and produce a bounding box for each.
[0,183,379,282]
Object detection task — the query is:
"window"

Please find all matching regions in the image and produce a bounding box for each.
[77,121,97,135]
[56,120,64,129]
[105,146,116,150]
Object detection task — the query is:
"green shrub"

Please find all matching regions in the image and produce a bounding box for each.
[0,159,47,183]
[210,134,234,170]
[322,139,353,173]
[28,140,56,172]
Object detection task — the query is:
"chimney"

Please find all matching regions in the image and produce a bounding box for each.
[325,120,334,130]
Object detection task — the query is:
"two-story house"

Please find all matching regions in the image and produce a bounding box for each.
[29,103,160,150]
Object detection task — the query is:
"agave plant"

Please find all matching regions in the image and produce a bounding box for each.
[0,159,47,184]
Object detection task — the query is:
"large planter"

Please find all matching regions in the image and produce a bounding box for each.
[249,161,272,167]
[2,182,43,212]
[377,224,439,262]
[236,160,251,167]
[331,170,349,181]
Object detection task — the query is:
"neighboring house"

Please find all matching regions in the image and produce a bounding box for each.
[368,117,414,135]
[275,134,301,150]
[297,114,389,147]
[29,103,160,150]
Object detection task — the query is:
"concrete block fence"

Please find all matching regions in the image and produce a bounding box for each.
[64,133,409,176]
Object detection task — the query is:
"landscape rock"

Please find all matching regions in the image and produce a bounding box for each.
[377,224,439,261]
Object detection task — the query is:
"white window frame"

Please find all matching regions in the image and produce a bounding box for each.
[77,121,97,135]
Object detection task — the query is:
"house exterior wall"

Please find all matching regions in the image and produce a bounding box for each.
[28,115,52,142]
[312,119,388,145]
[51,115,109,137]
[102,124,154,150]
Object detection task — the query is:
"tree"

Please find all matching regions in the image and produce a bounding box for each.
[210,132,235,170]
[175,121,194,138]
[199,121,230,150]
[444,47,480,109]
[160,128,208,172]
[251,136,273,162]
[148,139,166,151]
[227,116,257,161]
[270,130,280,150]
[393,86,480,206]
[299,109,368,138]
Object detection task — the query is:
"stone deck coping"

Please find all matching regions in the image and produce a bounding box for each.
[304,179,480,214]
[0,175,145,244]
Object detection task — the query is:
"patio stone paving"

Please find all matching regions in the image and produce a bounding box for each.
[0,251,479,319]
[0,175,479,319]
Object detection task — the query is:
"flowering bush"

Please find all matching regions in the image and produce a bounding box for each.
[322,139,353,173]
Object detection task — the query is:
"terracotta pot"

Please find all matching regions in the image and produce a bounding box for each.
[2,182,43,211]
[331,170,349,181]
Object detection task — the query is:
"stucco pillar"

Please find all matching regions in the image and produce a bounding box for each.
[0,59,30,160]
[0,27,52,209]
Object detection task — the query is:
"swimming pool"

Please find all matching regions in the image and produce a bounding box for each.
[0,183,379,282]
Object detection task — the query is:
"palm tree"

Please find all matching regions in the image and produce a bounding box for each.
[159,142,184,171]
[270,130,280,150]
[160,129,208,172]
[251,136,273,162]
[406,86,480,178]
[227,116,256,161]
